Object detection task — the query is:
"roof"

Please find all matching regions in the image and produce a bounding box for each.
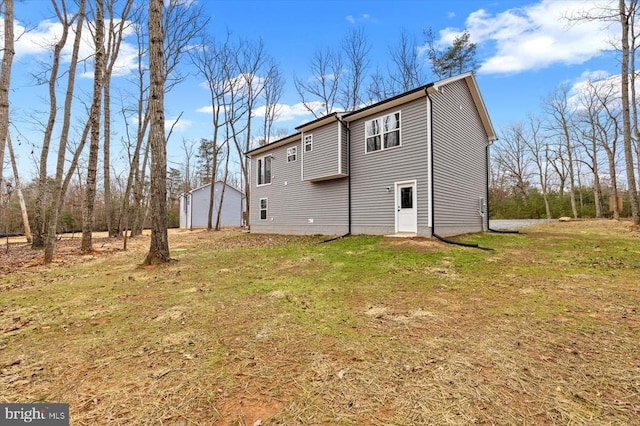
[246,72,496,157]
[427,72,497,142]
[246,132,301,158]
[180,180,243,197]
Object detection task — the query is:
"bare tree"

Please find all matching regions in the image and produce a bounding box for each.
[189,33,234,230]
[388,30,426,93]
[42,0,86,262]
[180,137,197,193]
[493,122,534,201]
[7,132,31,242]
[32,0,76,249]
[119,0,207,238]
[103,0,134,237]
[594,81,622,219]
[80,0,106,254]
[522,115,553,219]
[143,0,170,264]
[261,59,284,144]
[230,39,270,229]
[570,1,640,223]
[544,85,579,218]
[294,47,342,118]
[339,26,370,111]
[576,80,613,218]
[0,0,14,202]
[620,0,640,223]
[367,30,425,102]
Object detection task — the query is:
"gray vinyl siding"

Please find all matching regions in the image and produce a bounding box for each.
[180,182,244,228]
[302,122,346,181]
[349,97,431,236]
[251,139,348,235]
[431,79,488,236]
[340,124,348,174]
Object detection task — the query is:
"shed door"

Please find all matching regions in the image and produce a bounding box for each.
[396,181,417,233]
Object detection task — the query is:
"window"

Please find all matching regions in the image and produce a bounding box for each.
[366,112,401,153]
[287,146,297,162]
[257,156,272,185]
[304,134,313,152]
[259,198,268,220]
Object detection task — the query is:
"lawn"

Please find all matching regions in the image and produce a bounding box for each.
[1,221,639,425]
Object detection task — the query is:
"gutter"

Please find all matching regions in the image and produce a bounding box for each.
[426,89,490,250]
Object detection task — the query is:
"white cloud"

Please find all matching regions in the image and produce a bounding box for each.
[432,0,618,74]
[252,102,325,123]
[345,13,377,24]
[197,101,325,124]
[567,70,621,110]
[165,116,193,132]
[2,17,139,77]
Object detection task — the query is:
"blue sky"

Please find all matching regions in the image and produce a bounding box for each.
[4,0,620,180]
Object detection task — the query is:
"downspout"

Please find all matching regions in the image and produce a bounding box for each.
[426,89,486,249]
[321,116,351,243]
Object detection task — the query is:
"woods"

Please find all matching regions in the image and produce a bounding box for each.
[1,1,640,263]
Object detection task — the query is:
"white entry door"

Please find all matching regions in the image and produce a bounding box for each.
[396,181,417,233]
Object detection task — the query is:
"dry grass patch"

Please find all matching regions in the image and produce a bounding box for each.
[1,221,639,424]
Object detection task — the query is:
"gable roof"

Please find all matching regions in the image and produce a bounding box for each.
[181,180,243,197]
[246,132,301,158]
[427,72,497,142]
[246,72,496,158]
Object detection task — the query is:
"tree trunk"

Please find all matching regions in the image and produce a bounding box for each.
[81,0,105,254]
[0,0,14,200]
[7,133,31,242]
[103,0,133,237]
[33,2,72,249]
[44,0,86,263]
[143,0,170,265]
[215,147,231,231]
[620,0,640,224]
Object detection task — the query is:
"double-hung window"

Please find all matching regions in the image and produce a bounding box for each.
[287,146,297,162]
[257,156,272,185]
[304,134,313,152]
[259,198,268,220]
[366,112,401,153]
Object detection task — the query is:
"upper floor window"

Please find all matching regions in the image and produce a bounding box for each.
[304,134,313,152]
[366,112,401,153]
[287,146,297,162]
[257,156,272,185]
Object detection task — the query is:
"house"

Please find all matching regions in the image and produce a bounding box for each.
[246,72,497,238]
[179,181,244,229]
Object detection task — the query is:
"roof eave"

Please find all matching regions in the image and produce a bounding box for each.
[246,132,302,157]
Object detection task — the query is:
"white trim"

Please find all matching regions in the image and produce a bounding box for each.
[259,197,268,221]
[426,96,433,228]
[394,180,418,234]
[364,110,402,155]
[304,134,313,152]
[337,121,342,175]
[256,155,272,187]
[287,146,297,162]
[300,132,305,181]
